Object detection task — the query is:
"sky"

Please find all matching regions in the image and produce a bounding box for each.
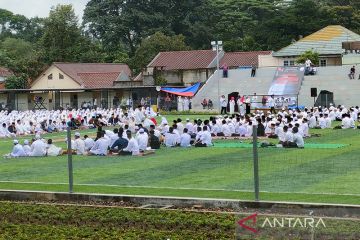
[0,0,89,20]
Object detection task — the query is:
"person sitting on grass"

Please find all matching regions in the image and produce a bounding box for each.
[110,128,128,153]
[136,128,148,152]
[180,128,191,147]
[148,130,161,149]
[4,140,26,158]
[164,127,177,147]
[292,127,304,148]
[84,134,95,151]
[46,139,62,156]
[23,140,31,156]
[89,131,109,156]
[194,126,212,147]
[73,132,86,155]
[120,130,140,156]
[30,134,47,157]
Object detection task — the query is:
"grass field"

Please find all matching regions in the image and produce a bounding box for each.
[0,114,359,205]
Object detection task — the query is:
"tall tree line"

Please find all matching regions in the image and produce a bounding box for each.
[0,0,360,87]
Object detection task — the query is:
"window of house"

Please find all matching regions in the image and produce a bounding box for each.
[48,74,53,80]
[289,60,295,66]
[320,59,327,67]
[284,60,289,66]
[59,73,64,79]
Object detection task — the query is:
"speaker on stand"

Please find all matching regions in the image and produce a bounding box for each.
[311,88,317,106]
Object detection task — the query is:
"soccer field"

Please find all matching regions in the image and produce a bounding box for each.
[0,115,359,205]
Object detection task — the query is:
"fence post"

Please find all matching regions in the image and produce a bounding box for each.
[66,127,74,193]
[252,125,260,201]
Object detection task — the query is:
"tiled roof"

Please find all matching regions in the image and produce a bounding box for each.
[273,25,360,57]
[0,67,12,77]
[77,72,121,88]
[220,51,272,67]
[147,50,218,70]
[53,63,132,88]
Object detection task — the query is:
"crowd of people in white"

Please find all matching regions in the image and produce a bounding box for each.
[2,103,359,158]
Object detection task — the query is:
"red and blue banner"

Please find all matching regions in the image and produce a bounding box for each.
[161,82,201,97]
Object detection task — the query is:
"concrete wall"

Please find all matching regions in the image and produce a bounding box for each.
[259,55,283,67]
[31,65,81,90]
[342,54,360,65]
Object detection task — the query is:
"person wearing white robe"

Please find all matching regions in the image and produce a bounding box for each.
[23,140,31,156]
[183,97,190,111]
[136,129,148,151]
[84,135,95,151]
[73,132,86,155]
[164,127,178,147]
[177,96,184,112]
[10,140,26,157]
[229,97,235,114]
[89,133,109,156]
[46,139,62,156]
[122,131,140,156]
[30,135,47,157]
[180,129,191,147]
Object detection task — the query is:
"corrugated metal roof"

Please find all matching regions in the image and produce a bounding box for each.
[273,25,360,57]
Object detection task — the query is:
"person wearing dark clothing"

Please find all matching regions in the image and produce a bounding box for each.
[8,122,16,134]
[110,133,128,152]
[149,130,161,149]
[256,119,265,137]
[251,66,257,77]
[348,66,355,79]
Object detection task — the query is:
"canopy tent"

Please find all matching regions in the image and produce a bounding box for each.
[160,82,201,97]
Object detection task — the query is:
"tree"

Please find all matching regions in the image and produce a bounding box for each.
[130,32,190,73]
[296,50,319,65]
[0,37,44,80]
[41,4,105,64]
[4,74,28,89]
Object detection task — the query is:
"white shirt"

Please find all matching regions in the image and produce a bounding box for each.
[200,131,212,146]
[136,133,148,151]
[123,138,140,155]
[293,133,304,148]
[164,132,177,147]
[74,138,86,155]
[180,133,191,147]
[11,144,26,157]
[84,137,95,151]
[30,139,47,157]
[90,137,108,155]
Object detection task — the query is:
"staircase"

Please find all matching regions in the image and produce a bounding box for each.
[192,67,276,111]
[298,66,360,107]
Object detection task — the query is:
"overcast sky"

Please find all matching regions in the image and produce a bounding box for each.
[0,0,89,20]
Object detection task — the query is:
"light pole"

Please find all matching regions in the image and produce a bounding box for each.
[211,40,223,112]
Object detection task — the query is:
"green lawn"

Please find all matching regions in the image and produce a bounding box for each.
[0,115,359,205]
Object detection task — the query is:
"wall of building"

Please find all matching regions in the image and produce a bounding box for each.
[258,55,284,67]
[15,94,28,111]
[31,66,81,90]
[342,54,360,65]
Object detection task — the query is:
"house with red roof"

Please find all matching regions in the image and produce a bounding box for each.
[144,50,272,86]
[28,62,155,110]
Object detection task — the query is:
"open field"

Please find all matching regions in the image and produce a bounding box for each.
[0,201,358,239]
[0,115,359,205]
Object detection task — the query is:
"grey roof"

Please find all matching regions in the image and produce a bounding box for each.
[273,25,360,57]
